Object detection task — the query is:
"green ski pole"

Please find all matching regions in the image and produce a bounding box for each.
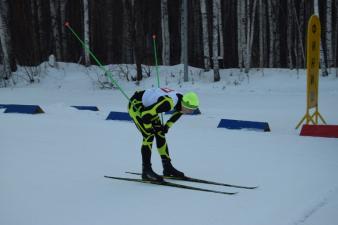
[65,22,130,101]
[152,34,164,123]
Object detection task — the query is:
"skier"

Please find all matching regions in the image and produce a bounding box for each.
[128,87,199,182]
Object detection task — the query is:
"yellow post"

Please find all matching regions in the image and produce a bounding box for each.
[296,15,326,129]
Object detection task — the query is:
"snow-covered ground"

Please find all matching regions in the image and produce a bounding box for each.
[1,64,338,225]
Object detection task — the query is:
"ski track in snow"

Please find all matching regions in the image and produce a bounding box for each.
[293,187,338,225]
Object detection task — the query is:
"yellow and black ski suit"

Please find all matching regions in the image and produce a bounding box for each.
[128,90,183,166]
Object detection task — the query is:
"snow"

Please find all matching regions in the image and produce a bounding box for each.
[1,63,338,225]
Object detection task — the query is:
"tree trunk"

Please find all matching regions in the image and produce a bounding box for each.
[200,0,210,71]
[274,1,280,67]
[245,0,258,73]
[161,0,170,65]
[180,0,188,67]
[335,0,338,72]
[106,0,114,63]
[134,0,144,81]
[325,0,333,67]
[122,0,134,64]
[314,0,328,76]
[83,0,90,66]
[287,0,294,69]
[237,0,247,70]
[36,0,46,61]
[212,0,220,81]
[267,0,273,67]
[244,0,250,72]
[298,0,305,68]
[191,0,202,67]
[0,1,11,79]
[60,0,67,61]
[218,0,224,64]
[180,0,184,63]
[50,0,61,61]
[292,0,305,69]
[30,0,40,64]
[267,0,280,67]
[0,0,16,79]
[181,0,188,81]
[89,0,95,60]
[259,0,267,68]
[0,41,2,64]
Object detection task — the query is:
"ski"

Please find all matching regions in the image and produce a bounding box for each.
[104,176,237,195]
[125,172,258,190]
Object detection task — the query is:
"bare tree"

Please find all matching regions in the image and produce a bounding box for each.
[60,0,68,60]
[161,0,170,65]
[336,0,338,75]
[314,0,328,76]
[36,0,46,60]
[218,0,224,63]
[191,0,202,66]
[180,0,185,63]
[122,0,134,64]
[292,0,305,69]
[0,0,16,80]
[245,0,258,73]
[181,0,188,81]
[179,0,189,81]
[237,0,247,70]
[50,0,62,61]
[287,0,294,69]
[200,0,210,71]
[0,41,3,61]
[326,0,333,68]
[30,0,40,63]
[106,0,114,63]
[83,0,90,66]
[134,0,145,82]
[259,0,267,68]
[212,0,220,81]
[267,0,280,67]
[298,0,305,68]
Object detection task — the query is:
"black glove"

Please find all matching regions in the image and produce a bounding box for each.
[153,123,169,134]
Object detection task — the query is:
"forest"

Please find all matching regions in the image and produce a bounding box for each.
[0,0,337,82]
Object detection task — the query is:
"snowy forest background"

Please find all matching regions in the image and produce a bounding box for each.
[0,0,337,85]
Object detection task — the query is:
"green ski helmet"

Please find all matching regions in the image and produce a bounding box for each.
[182,92,199,110]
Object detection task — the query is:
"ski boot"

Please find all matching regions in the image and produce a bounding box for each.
[162,159,185,178]
[142,164,164,182]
